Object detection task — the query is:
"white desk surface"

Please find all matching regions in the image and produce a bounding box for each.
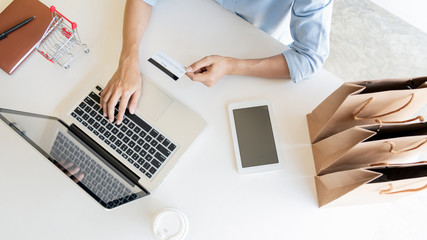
[1,0,426,239]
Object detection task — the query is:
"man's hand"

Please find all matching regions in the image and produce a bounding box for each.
[99,0,152,125]
[186,54,290,86]
[186,55,233,87]
[100,58,142,125]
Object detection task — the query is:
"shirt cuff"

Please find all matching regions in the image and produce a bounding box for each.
[283,48,312,83]
[142,0,157,6]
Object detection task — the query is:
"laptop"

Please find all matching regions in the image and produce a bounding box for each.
[0,75,206,209]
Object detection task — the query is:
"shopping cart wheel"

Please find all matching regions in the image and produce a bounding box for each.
[84,48,90,54]
[65,65,70,69]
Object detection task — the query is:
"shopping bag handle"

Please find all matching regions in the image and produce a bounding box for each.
[353,93,424,124]
[379,183,427,195]
[386,138,427,154]
[370,161,427,167]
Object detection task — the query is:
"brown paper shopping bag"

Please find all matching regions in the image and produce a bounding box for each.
[307,77,427,143]
[312,122,427,175]
[315,162,427,207]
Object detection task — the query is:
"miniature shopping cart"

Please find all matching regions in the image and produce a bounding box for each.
[36,6,89,69]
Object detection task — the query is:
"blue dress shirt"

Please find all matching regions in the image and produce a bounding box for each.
[143,0,333,82]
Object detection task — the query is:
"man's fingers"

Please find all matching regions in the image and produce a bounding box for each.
[187,56,213,73]
[107,94,120,123]
[100,89,112,117]
[185,71,195,80]
[128,90,141,114]
[116,95,131,125]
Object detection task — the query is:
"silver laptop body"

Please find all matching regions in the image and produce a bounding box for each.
[0,75,206,209]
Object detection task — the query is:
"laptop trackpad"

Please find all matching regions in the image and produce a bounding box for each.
[139,79,173,122]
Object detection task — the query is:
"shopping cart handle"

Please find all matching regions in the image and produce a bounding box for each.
[50,6,77,30]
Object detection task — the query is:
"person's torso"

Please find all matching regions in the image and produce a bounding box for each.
[214,0,294,41]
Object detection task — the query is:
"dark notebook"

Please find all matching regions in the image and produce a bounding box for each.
[0,0,51,74]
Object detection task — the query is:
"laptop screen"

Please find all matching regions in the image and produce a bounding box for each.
[0,109,148,209]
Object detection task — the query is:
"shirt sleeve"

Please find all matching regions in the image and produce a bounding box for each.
[283,0,333,82]
[142,0,157,6]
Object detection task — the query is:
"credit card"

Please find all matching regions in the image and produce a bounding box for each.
[148,51,186,81]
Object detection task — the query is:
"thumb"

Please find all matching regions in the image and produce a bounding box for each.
[187,56,213,73]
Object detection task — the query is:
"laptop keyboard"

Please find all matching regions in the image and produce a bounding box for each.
[51,131,137,207]
[70,86,178,179]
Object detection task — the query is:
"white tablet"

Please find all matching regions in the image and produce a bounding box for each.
[228,100,283,174]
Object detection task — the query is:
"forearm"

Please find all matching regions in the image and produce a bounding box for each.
[229,54,290,79]
[120,0,152,63]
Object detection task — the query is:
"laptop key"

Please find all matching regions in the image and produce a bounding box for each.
[89,92,100,103]
[154,152,166,162]
[74,107,84,116]
[143,143,150,150]
[123,118,130,125]
[149,129,159,138]
[117,132,124,139]
[145,135,152,142]
[137,139,144,145]
[127,113,152,132]
[150,140,158,147]
[82,113,89,120]
[168,143,176,151]
[84,106,92,113]
[79,102,87,109]
[120,144,128,151]
[120,125,128,133]
[131,133,139,141]
[162,139,171,147]
[157,134,165,142]
[126,148,134,156]
[151,159,161,168]
[149,167,157,174]
[126,129,133,137]
[140,149,147,157]
[156,144,171,157]
[143,162,151,170]
[95,115,102,121]
[84,97,95,106]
